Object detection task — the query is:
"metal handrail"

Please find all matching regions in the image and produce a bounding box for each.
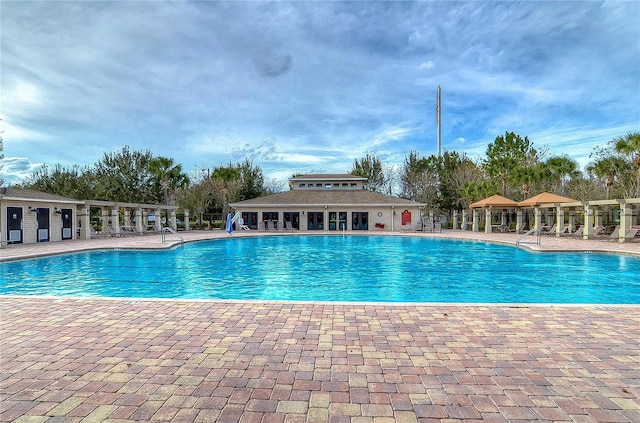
[161,227,184,245]
[516,228,541,248]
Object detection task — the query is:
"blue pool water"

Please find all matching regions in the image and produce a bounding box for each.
[1,235,639,303]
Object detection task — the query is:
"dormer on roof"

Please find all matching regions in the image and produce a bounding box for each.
[289,174,367,190]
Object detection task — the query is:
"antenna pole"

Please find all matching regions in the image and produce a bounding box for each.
[436,85,442,157]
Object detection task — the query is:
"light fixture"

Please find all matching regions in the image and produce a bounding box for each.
[55,207,62,215]
[29,206,37,212]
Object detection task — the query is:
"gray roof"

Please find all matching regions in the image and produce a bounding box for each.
[231,189,425,207]
[0,188,82,203]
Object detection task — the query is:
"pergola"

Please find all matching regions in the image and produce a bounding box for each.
[469,194,519,233]
[467,193,640,242]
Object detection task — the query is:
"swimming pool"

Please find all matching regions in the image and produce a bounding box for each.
[1,235,639,303]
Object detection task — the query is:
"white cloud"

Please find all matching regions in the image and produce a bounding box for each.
[0,0,637,186]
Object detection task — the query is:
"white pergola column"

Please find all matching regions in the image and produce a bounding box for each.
[170,209,177,230]
[618,201,632,242]
[123,209,131,228]
[555,205,565,237]
[101,208,109,232]
[78,206,91,240]
[534,207,543,231]
[484,207,492,234]
[516,209,524,232]
[111,207,120,236]
[184,210,190,231]
[452,210,459,230]
[472,209,479,232]
[593,207,603,228]
[568,209,576,233]
[582,204,594,239]
[155,208,162,231]
[462,210,468,231]
[135,208,144,234]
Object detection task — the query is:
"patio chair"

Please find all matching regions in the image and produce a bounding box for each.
[285,221,297,231]
[565,226,584,237]
[266,221,276,231]
[91,227,110,239]
[258,221,266,232]
[277,221,285,232]
[540,224,556,234]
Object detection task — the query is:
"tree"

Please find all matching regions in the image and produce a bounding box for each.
[177,171,217,229]
[400,151,440,213]
[613,131,640,197]
[21,163,95,200]
[351,153,390,194]
[483,131,537,197]
[92,146,157,203]
[148,156,190,206]
[586,147,629,199]
[211,165,242,221]
[543,155,580,195]
[237,159,266,200]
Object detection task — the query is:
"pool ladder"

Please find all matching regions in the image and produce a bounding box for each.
[516,228,541,248]
[161,227,184,245]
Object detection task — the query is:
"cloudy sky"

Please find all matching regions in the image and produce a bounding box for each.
[1,1,639,186]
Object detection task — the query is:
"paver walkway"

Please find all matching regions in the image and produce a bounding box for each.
[1,297,639,422]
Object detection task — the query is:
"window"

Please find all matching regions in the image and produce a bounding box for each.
[350,183,357,187]
[299,183,306,188]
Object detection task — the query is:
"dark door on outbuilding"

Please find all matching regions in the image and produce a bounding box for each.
[61,208,73,240]
[6,206,23,244]
[36,208,50,242]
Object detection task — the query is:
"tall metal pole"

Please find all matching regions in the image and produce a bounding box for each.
[436,85,442,157]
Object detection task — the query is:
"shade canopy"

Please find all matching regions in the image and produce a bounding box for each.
[469,194,518,208]
[517,192,576,207]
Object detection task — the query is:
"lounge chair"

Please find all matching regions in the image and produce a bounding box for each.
[258,221,266,232]
[285,221,297,231]
[277,221,285,232]
[91,227,110,239]
[240,224,251,230]
[266,221,276,231]
[413,221,423,232]
[540,224,556,234]
[565,226,584,237]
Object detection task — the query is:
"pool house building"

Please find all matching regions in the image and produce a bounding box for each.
[0,188,177,245]
[230,174,426,232]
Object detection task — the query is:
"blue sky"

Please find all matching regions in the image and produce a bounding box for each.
[1,1,639,186]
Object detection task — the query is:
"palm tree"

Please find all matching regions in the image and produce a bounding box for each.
[613,132,640,197]
[148,157,190,206]
[544,156,580,195]
[586,156,626,199]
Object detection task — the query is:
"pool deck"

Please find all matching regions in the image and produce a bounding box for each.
[1,230,639,422]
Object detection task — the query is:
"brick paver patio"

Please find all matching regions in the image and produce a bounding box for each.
[1,231,639,421]
[1,297,639,422]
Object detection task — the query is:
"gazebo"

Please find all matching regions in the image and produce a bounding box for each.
[469,194,519,233]
[517,192,577,235]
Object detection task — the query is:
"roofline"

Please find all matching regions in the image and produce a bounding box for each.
[289,175,368,182]
[0,196,83,205]
[230,202,426,208]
